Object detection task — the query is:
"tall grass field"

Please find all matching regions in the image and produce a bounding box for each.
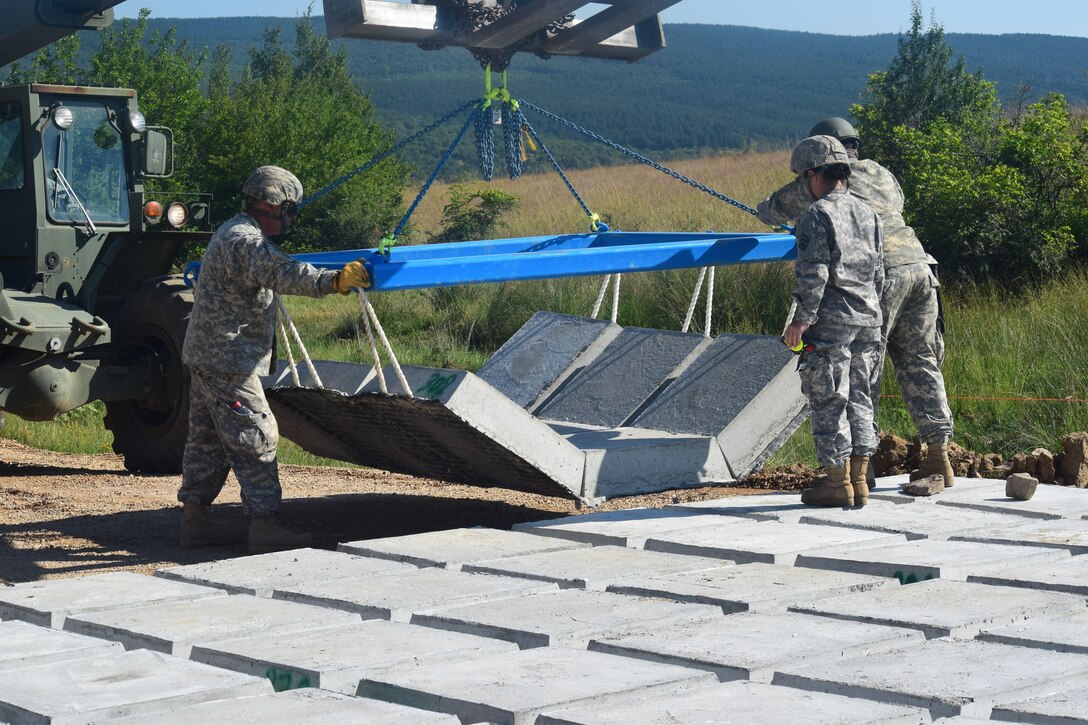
[6,149,1088,468]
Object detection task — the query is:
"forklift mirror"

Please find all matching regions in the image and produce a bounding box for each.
[142,127,173,178]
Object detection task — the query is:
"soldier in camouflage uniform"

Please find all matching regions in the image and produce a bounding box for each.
[782,136,884,508]
[178,166,371,553]
[759,117,955,489]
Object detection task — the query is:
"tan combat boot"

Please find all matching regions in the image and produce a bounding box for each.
[249,514,313,554]
[179,500,245,548]
[850,455,870,507]
[801,464,854,508]
[909,442,955,488]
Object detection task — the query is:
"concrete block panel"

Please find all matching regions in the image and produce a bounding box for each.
[0,649,272,725]
[536,327,704,427]
[800,504,1034,541]
[978,609,1088,654]
[950,516,1088,554]
[476,311,616,408]
[0,620,122,670]
[992,686,1088,724]
[967,556,1088,596]
[668,492,808,521]
[513,508,735,548]
[337,527,589,570]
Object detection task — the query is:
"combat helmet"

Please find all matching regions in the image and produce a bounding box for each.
[242,166,303,205]
[790,135,850,175]
[808,116,860,147]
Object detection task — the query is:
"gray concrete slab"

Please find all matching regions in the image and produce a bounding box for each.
[512,508,733,548]
[605,562,896,613]
[589,610,924,682]
[991,686,1088,724]
[63,593,360,658]
[0,620,122,669]
[931,479,1088,520]
[866,475,988,504]
[461,545,733,590]
[356,647,717,725]
[476,311,616,409]
[411,588,722,649]
[536,327,704,427]
[794,538,1070,582]
[799,502,1036,541]
[667,491,811,522]
[977,609,1088,654]
[537,680,932,724]
[274,567,559,622]
[553,423,734,499]
[155,547,414,596]
[337,527,589,569]
[191,620,518,695]
[789,579,1087,639]
[644,520,907,564]
[949,516,1088,554]
[967,555,1088,596]
[107,688,459,724]
[0,571,225,628]
[0,648,272,725]
[773,638,1088,719]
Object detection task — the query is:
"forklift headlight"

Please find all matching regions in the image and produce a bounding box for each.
[144,200,163,224]
[128,111,147,133]
[166,202,188,228]
[52,105,74,130]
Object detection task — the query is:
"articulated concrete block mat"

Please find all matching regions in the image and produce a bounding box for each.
[107,688,460,724]
[63,593,360,658]
[155,547,414,597]
[644,520,908,564]
[590,610,924,682]
[789,579,1087,639]
[273,567,559,622]
[476,311,615,409]
[537,680,931,725]
[773,638,1088,719]
[410,588,722,649]
[932,479,1088,519]
[800,503,1039,541]
[0,620,122,669]
[867,476,994,504]
[0,571,225,628]
[949,516,1088,554]
[605,562,895,613]
[191,619,518,695]
[0,648,272,725]
[337,527,590,570]
[461,545,733,590]
[991,686,1088,724]
[794,538,1071,582]
[668,491,809,520]
[977,609,1088,654]
[535,327,704,427]
[268,365,586,499]
[355,647,717,725]
[967,555,1088,596]
[512,508,739,548]
[629,333,805,477]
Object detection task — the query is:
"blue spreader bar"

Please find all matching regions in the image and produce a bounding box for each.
[292,231,796,292]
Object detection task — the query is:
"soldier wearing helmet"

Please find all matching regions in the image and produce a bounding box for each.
[781,136,885,508]
[178,166,371,553]
[758,118,955,491]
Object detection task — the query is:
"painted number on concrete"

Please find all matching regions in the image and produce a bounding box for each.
[265,666,312,691]
[418,372,457,399]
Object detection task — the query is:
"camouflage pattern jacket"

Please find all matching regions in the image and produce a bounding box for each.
[792,187,885,328]
[758,158,928,269]
[183,212,337,375]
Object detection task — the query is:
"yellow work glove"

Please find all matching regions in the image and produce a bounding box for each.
[331,259,370,294]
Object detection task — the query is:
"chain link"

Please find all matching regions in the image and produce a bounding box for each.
[475,105,496,181]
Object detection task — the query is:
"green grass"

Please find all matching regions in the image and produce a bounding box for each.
[5,149,1088,467]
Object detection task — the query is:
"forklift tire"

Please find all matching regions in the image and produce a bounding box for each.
[104,276,193,474]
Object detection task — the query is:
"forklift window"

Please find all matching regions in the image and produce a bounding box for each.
[42,98,127,225]
[0,101,24,190]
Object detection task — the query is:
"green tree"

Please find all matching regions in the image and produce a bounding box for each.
[192,13,409,254]
[428,184,519,244]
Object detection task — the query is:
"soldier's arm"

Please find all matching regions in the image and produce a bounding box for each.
[790,210,831,325]
[756,177,815,226]
[246,237,338,298]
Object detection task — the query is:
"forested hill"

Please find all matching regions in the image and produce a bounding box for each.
[74,18,1088,166]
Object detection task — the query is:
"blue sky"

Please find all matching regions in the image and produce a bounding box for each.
[117,1,1088,38]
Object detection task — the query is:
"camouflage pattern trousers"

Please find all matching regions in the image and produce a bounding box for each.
[873,262,954,444]
[177,368,282,516]
[799,323,883,468]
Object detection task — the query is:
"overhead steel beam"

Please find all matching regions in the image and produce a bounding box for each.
[468,0,586,50]
[546,0,678,55]
[1,0,121,67]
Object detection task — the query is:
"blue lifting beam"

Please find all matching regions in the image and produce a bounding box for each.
[292,231,797,292]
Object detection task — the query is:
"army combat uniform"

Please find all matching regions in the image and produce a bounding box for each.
[791,187,884,468]
[178,211,338,516]
[759,157,954,446]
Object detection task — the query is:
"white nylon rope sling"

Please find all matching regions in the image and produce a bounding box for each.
[590,273,623,323]
[355,287,414,396]
[681,266,715,336]
[274,295,324,389]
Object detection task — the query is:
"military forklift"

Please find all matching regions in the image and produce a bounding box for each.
[0,0,212,473]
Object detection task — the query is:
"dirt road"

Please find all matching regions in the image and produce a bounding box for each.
[0,439,786,584]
